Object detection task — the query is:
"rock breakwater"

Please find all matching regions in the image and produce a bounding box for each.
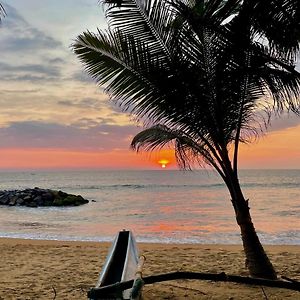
[0,188,89,207]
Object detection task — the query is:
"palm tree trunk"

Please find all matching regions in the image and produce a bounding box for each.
[225,170,277,279]
[232,195,277,279]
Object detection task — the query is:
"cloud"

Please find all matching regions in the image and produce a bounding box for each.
[0,88,40,94]
[57,98,104,110]
[48,57,65,64]
[0,1,139,156]
[72,70,95,83]
[0,121,140,150]
[0,62,61,81]
[268,113,300,133]
[71,117,118,128]
[0,4,62,52]
[0,4,66,83]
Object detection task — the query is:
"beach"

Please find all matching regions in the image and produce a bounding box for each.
[1,239,300,299]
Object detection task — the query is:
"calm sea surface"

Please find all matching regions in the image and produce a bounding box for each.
[0,169,299,244]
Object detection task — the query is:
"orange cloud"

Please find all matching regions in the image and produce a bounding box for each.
[239,125,300,168]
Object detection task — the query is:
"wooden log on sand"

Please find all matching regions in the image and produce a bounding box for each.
[130,255,146,300]
[88,271,300,298]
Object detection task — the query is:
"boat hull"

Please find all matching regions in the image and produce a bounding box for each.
[90,230,139,299]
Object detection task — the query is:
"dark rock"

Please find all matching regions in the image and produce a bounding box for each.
[41,192,54,206]
[8,195,18,206]
[0,188,89,207]
[0,194,9,205]
[58,190,68,198]
[16,198,25,206]
[8,199,15,206]
[53,194,88,206]
[33,196,43,206]
[23,195,32,203]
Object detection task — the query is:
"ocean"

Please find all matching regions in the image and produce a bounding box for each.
[0,169,299,244]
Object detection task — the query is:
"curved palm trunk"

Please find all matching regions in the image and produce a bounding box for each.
[225,171,277,279]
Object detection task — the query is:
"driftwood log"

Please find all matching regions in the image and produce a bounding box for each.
[130,255,146,300]
[88,271,300,299]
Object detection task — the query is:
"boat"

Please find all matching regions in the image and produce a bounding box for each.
[88,230,141,300]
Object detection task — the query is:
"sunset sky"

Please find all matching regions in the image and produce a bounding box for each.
[0,1,300,170]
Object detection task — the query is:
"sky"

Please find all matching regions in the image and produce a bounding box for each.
[0,1,300,170]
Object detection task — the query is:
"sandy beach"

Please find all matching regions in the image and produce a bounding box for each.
[0,238,299,299]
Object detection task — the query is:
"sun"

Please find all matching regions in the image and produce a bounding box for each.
[158,159,170,168]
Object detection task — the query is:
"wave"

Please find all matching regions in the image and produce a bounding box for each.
[1,231,299,245]
[55,181,300,191]
[56,183,226,190]
[240,182,300,189]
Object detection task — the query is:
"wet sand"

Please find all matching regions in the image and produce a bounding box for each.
[0,238,300,299]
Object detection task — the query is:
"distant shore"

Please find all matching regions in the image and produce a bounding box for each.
[1,238,300,299]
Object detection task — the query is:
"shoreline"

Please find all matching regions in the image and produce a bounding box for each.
[1,238,300,299]
[1,236,300,247]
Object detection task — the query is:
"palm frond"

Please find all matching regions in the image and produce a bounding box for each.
[0,3,6,22]
[251,0,300,57]
[131,124,226,176]
[171,0,242,30]
[73,29,165,114]
[102,0,177,61]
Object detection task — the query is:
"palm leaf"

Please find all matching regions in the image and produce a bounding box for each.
[251,0,300,57]
[0,3,5,22]
[131,124,226,176]
[103,0,177,61]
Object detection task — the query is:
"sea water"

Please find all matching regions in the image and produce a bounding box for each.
[0,169,299,244]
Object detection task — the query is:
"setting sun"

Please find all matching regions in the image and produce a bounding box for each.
[158,159,170,168]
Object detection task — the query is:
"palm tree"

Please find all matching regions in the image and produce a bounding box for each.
[73,0,300,279]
